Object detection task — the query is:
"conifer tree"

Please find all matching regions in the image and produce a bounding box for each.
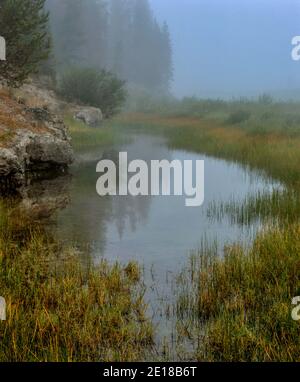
[0,0,51,87]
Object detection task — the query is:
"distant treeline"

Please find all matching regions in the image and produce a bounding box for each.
[45,0,173,94]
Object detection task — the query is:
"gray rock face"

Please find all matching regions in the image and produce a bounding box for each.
[74,106,103,127]
[0,104,74,192]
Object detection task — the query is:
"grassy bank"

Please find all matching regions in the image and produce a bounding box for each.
[118,111,300,188]
[176,225,300,361]
[64,115,118,153]
[0,203,153,361]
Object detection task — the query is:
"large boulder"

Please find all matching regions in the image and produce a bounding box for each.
[0,89,74,192]
[74,106,103,127]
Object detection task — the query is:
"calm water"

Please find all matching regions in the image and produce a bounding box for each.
[45,131,282,345]
[53,132,280,264]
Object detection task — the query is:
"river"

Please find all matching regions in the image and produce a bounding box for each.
[46,130,282,350]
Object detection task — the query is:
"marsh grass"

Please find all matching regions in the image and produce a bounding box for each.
[137,97,300,137]
[169,125,300,188]
[207,189,300,227]
[0,203,153,361]
[176,226,300,361]
[120,112,300,187]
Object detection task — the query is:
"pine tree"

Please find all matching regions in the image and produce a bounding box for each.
[160,22,173,93]
[47,0,109,72]
[128,0,173,93]
[46,0,174,94]
[108,0,131,79]
[0,0,51,87]
[82,0,108,69]
[130,0,155,88]
[58,0,85,68]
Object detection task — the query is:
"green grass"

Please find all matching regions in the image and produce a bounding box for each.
[64,114,118,153]
[207,189,300,227]
[136,96,300,137]
[176,225,300,361]
[120,111,300,187]
[0,203,153,361]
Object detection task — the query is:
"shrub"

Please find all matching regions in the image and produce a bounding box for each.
[59,67,127,118]
[226,110,251,125]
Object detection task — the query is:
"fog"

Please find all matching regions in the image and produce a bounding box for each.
[150,0,300,99]
[44,0,300,100]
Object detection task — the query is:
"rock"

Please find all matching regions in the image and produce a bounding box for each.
[0,90,74,193]
[74,106,103,127]
[0,148,21,177]
[26,134,74,170]
[12,82,63,115]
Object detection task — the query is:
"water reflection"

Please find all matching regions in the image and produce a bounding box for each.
[9,173,72,221]
[53,133,282,274]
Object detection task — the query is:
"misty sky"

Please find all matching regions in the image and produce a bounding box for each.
[150,0,300,98]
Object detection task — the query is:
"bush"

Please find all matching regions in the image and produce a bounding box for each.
[226,110,251,125]
[59,67,127,118]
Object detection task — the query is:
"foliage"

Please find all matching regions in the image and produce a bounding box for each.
[59,67,127,118]
[226,110,251,125]
[0,0,51,87]
[46,0,173,93]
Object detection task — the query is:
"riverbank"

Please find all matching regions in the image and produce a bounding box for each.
[117,112,300,187]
